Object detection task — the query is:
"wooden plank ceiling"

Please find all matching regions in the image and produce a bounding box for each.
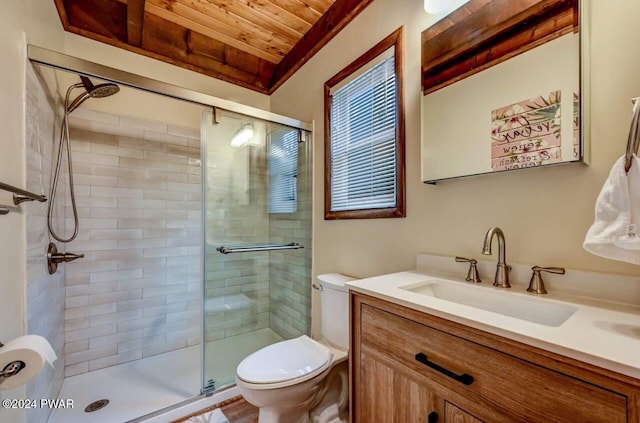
[53,0,373,94]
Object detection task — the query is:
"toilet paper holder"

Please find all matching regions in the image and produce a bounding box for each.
[0,342,27,382]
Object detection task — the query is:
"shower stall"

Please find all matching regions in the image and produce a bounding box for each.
[25,48,312,423]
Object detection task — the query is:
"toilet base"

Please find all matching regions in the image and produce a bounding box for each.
[257,408,312,423]
[238,362,348,423]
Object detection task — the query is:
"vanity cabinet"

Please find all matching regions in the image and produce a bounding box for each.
[350,293,640,423]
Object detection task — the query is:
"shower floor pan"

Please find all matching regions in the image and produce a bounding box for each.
[48,328,281,423]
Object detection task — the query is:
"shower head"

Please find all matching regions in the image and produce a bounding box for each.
[80,76,120,98]
[66,76,120,113]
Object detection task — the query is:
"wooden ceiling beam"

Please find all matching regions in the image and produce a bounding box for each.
[64,0,127,41]
[297,0,336,15]
[241,0,313,35]
[145,1,285,63]
[172,0,295,52]
[54,0,352,93]
[269,0,373,93]
[197,0,306,42]
[126,0,145,47]
[55,1,273,93]
[266,0,323,25]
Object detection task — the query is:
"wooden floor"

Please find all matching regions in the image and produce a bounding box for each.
[173,396,258,423]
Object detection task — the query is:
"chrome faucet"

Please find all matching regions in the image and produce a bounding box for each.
[481,226,511,288]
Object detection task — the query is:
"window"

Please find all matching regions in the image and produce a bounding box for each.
[268,128,298,213]
[324,27,405,219]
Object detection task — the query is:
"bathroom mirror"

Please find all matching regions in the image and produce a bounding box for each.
[421,0,587,184]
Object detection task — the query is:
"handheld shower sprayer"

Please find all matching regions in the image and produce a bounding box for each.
[47,76,119,243]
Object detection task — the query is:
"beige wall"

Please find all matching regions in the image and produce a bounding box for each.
[269,0,640,335]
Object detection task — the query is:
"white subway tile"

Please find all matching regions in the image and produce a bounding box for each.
[89,309,142,327]
[66,282,117,297]
[167,125,199,140]
[118,198,166,209]
[119,157,167,171]
[64,302,116,320]
[89,349,142,371]
[144,190,187,201]
[116,257,165,270]
[64,340,89,354]
[89,329,142,349]
[143,131,188,145]
[90,268,143,284]
[64,318,89,332]
[120,116,167,132]
[119,136,166,152]
[91,207,144,219]
[65,296,89,309]
[64,362,89,377]
[72,151,119,166]
[142,338,186,358]
[76,196,118,208]
[91,186,143,199]
[116,317,156,332]
[117,277,165,290]
[90,229,143,240]
[145,150,188,164]
[65,324,116,342]
[72,108,119,125]
[89,289,142,305]
[91,121,144,139]
[66,344,118,365]
[91,249,144,261]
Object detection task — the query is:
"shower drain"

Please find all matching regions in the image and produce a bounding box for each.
[85,399,109,413]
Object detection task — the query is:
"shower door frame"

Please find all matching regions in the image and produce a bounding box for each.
[27,44,313,413]
[28,45,312,132]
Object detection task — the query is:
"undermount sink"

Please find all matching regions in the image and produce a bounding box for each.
[401,280,578,327]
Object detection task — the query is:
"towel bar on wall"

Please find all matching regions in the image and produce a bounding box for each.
[625,97,640,172]
[0,181,47,206]
[216,243,304,254]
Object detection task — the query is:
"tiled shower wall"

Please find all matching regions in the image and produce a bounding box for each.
[25,63,66,423]
[63,109,202,377]
[268,137,312,339]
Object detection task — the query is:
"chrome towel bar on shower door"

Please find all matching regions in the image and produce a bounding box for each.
[216,243,304,254]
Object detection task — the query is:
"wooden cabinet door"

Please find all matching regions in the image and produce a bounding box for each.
[358,352,438,423]
[444,402,484,423]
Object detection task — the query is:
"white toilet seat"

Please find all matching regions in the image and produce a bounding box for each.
[237,336,332,390]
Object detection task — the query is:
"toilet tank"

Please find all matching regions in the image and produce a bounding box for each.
[318,273,356,350]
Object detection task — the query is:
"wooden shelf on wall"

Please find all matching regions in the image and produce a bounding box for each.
[421,0,578,95]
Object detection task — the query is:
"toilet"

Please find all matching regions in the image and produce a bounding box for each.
[235,273,355,423]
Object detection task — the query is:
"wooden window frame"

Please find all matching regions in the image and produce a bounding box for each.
[324,27,406,220]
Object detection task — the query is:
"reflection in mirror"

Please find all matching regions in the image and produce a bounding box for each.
[421,0,585,183]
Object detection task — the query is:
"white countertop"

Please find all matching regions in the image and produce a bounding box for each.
[347,269,640,380]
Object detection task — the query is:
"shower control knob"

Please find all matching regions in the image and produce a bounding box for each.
[47,243,84,275]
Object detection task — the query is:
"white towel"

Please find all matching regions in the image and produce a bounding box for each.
[583,154,640,263]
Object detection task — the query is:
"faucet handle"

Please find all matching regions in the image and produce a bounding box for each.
[455,257,482,283]
[527,266,565,294]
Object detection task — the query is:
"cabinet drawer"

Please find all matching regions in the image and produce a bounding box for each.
[360,304,627,423]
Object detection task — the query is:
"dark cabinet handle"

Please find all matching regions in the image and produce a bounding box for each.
[415,352,474,386]
[428,411,439,423]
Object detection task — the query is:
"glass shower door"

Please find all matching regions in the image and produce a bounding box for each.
[201,109,312,392]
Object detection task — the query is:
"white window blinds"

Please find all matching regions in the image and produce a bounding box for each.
[268,128,298,213]
[329,55,397,212]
